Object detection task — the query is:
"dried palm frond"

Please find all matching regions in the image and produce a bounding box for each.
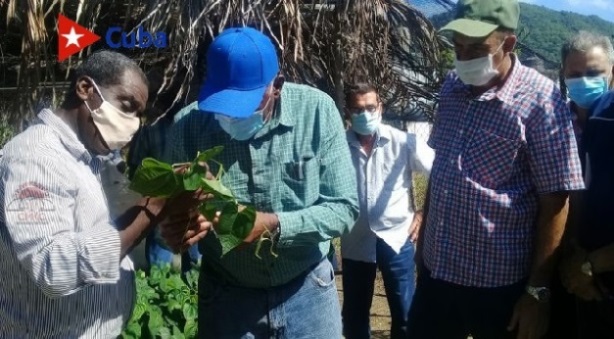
[0,0,453,129]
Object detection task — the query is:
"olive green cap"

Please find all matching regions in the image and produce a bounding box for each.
[440,0,520,38]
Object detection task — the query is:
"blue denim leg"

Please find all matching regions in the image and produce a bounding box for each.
[145,230,173,267]
[198,259,342,339]
[341,259,377,339]
[375,238,415,339]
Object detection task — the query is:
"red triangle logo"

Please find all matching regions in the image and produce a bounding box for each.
[57,14,101,62]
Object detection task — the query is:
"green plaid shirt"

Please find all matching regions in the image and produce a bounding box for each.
[166,83,359,288]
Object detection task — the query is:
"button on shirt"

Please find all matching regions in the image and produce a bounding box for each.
[424,56,585,288]
[341,124,434,263]
[166,83,359,288]
[0,109,135,338]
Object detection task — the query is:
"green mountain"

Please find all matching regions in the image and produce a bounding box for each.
[430,3,614,66]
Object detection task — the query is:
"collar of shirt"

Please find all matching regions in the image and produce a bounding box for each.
[252,88,296,139]
[37,109,93,164]
[451,54,522,105]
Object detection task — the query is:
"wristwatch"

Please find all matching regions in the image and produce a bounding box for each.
[526,286,551,303]
[581,260,594,277]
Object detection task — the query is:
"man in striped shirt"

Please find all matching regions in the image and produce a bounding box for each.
[408,0,585,338]
[0,51,207,338]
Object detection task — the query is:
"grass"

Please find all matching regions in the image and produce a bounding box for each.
[0,113,15,149]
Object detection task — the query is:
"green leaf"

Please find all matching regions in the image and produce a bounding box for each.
[129,158,182,197]
[172,325,186,339]
[158,327,172,339]
[217,203,238,235]
[167,299,182,311]
[201,178,234,199]
[232,206,256,240]
[218,233,242,256]
[121,321,142,338]
[131,303,147,320]
[184,319,198,339]
[199,203,218,221]
[194,146,224,164]
[147,306,164,336]
[182,171,203,191]
[183,303,198,320]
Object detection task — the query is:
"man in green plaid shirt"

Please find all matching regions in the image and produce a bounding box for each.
[161,27,358,338]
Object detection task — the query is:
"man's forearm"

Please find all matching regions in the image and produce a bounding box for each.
[528,192,570,286]
[560,191,584,251]
[116,197,165,258]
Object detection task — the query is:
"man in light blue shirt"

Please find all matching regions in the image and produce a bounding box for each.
[341,82,434,339]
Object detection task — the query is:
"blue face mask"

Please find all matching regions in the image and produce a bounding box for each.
[216,109,265,141]
[565,76,609,109]
[351,111,381,136]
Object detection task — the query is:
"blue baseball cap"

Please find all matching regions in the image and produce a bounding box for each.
[198,27,280,118]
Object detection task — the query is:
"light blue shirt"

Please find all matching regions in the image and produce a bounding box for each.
[341,124,433,263]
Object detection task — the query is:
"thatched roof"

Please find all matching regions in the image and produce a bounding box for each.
[0,0,454,128]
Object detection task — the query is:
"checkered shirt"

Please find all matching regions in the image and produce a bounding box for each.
[166,83,359,288]
[423,56,585,287]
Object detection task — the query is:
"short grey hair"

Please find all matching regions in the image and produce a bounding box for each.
[561,30,614,66]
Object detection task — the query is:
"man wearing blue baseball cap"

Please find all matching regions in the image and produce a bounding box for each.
[161,27,359,338]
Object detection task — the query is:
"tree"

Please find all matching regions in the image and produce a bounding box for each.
[0,0,454,129]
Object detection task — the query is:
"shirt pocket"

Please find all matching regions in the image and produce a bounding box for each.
[280,156,321,208]
[461,129,520,188]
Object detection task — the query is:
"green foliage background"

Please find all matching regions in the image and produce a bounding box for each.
[121,265,199,339]
[431,2,614,65]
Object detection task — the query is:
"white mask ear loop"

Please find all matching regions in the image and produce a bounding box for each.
[90,80,107,101]
[84,80,106,112]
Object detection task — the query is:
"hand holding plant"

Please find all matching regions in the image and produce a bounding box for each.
[129,146,277,258]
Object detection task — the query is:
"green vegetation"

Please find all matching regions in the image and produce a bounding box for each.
[129,147,262,257]
[121,265,199,339]
[0,115,14,149]
[431,3,614,65]
[518,4,614,63]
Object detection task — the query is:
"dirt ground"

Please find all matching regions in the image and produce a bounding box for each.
[336,269,392,339]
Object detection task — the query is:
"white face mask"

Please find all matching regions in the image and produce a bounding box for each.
[84,81,140,150]
[454,42,505,87]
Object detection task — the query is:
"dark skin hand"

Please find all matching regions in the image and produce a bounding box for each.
[160,197,280,253]
[408,211,422,243]
[507,192,570,339]
[560,245,603,301]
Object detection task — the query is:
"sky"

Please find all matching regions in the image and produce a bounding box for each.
[521,0,614,23]
[410,0,614,23]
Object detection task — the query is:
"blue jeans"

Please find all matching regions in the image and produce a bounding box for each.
[145,230,200,273]
[198,259,342,338]
[342,238,415,339]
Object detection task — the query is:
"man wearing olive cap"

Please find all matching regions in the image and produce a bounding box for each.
[409,0,584,338]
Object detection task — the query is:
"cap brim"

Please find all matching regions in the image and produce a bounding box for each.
[198,83,267,119]
[439,19,498,38]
